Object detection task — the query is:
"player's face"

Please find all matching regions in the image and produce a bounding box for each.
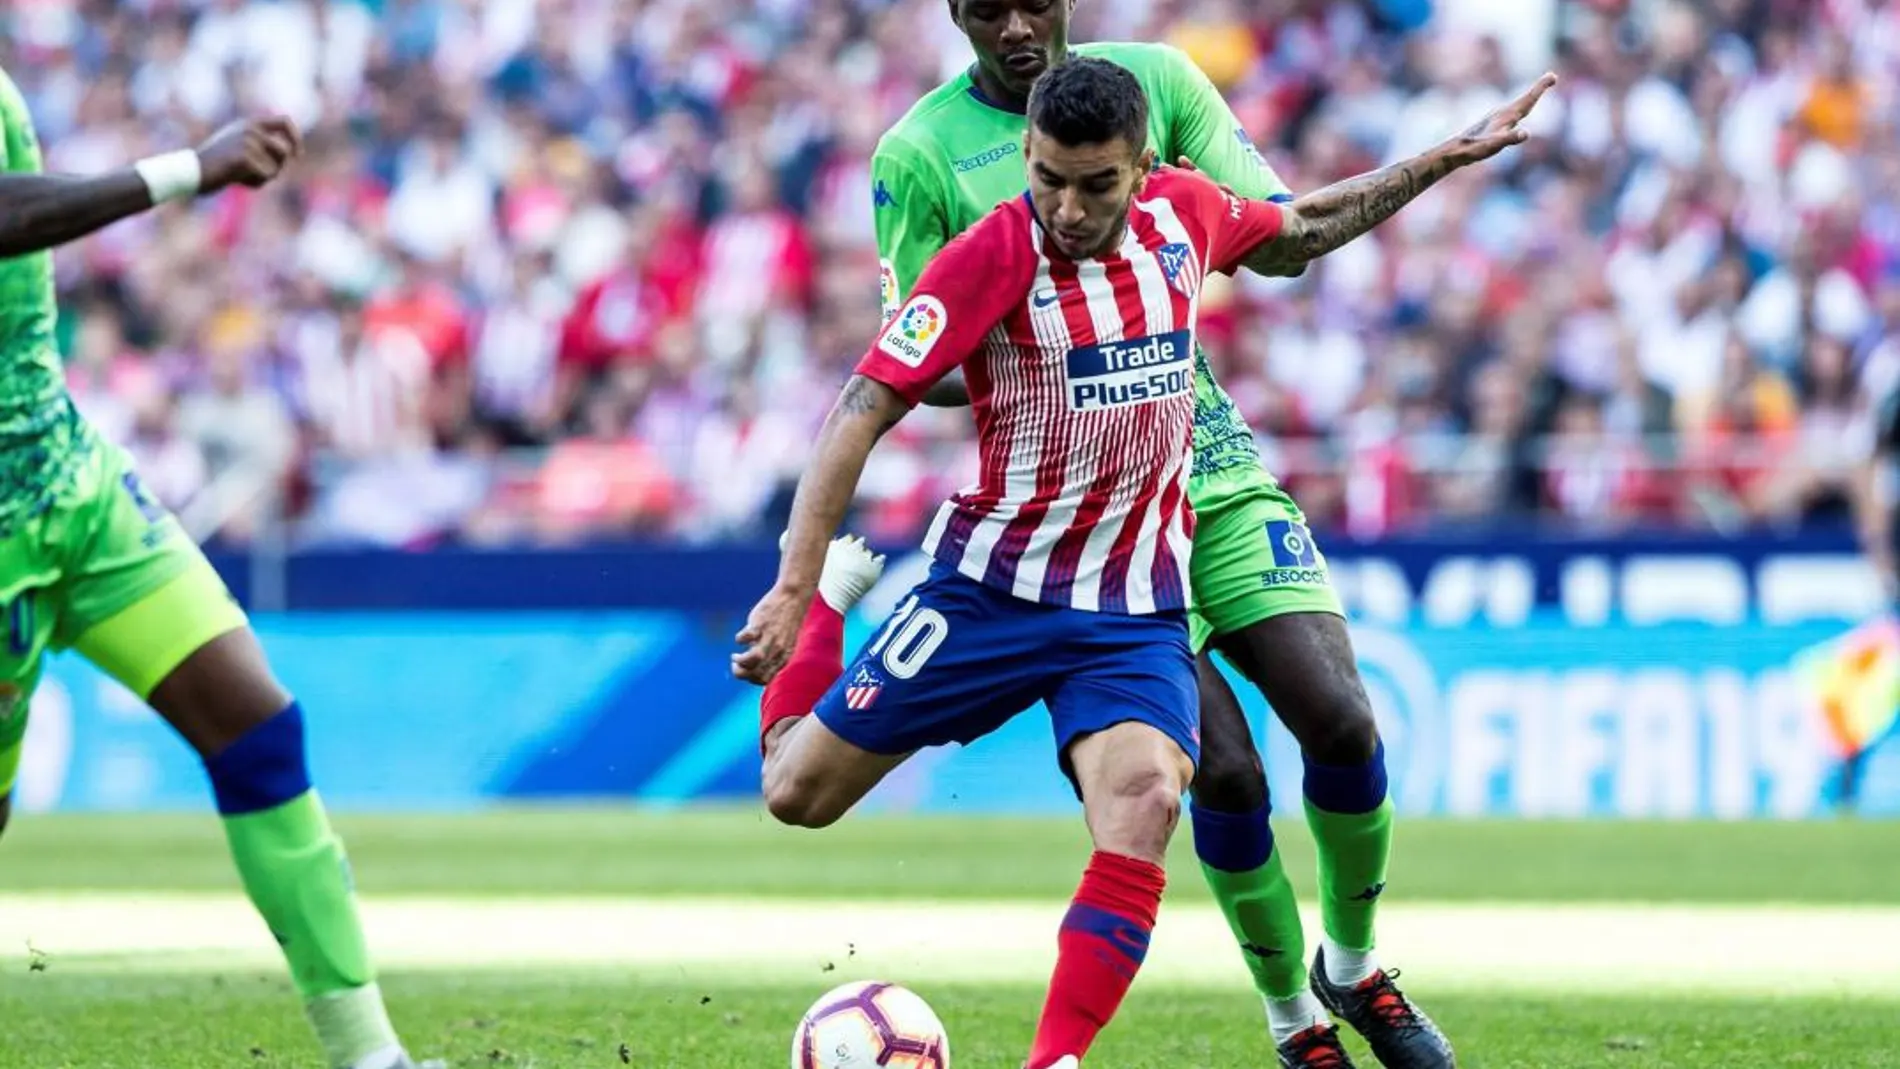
[952,0,1074,100]
[1024,128,1154,261]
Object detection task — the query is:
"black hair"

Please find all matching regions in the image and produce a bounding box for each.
[1026,56,1149,151]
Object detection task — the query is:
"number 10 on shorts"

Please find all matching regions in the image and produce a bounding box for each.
[866,594,950,680]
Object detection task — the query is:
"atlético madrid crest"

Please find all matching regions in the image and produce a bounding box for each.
[1156,242,1200,299]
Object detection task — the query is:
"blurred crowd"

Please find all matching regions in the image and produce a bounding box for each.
[7,0,1900,547]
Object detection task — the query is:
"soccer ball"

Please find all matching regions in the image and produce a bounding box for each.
[790,980,950,1069]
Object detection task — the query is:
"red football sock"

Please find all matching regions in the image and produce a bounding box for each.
[1026,850,1167,1068]
[758,598,846,754]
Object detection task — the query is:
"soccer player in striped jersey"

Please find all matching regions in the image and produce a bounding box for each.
[868,5,1558,1065]
[733,57,1550,1069]
[0,72,435,1069]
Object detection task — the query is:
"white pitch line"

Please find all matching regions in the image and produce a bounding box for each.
[2,894,1898,998]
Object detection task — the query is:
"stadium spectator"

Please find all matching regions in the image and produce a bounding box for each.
[4,0,1897,547]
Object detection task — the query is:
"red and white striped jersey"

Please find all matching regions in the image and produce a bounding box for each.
[856,167,1286,614]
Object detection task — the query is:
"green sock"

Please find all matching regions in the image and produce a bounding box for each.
[1201,845,1310,999]
[1190,802,1309,1000]
[1304,796,1394,951]
[223,790,396,1067]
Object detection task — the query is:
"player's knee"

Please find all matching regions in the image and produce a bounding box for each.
[1092,760,1186,859]
[1190,743,1266,813]
[1294,685,1380,766]
[761,761,845,829]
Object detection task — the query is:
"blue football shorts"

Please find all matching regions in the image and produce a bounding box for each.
[813,562,1200,787]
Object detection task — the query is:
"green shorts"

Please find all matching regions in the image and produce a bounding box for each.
[1186,465,1344,655]
[0,434,247,797]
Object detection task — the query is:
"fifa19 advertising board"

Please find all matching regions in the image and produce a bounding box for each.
[12,538,1898,817]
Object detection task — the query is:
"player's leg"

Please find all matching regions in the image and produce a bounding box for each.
[1021,612,1199,1069]
[1214,615,1453,1065]
[0,670,38,845]
[58,451,430,1069]
[1185,474,1354,1065]
[759,538,1046,828]
[1192,653,1352,1064]
[1200,479,1450,1067]
[756,534,910,826]
[0,520,66,846]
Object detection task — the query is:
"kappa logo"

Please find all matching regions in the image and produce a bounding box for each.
[873,180,897,209]
[952,142,1019,173]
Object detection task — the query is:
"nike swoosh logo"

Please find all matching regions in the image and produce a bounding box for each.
[1032,289,1059,308]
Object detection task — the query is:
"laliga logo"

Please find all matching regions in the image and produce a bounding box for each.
[1346,627,1446,814]
[899,302,942,343]
[1279,527,1308,563]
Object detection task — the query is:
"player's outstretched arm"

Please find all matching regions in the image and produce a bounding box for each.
[1238,73,1556,277]
[733,375,910,684]
[0,117,300,259]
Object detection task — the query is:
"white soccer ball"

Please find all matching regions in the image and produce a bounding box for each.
[790,980,950,1069]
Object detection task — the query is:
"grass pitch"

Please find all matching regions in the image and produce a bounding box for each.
[2,810,1898,1068]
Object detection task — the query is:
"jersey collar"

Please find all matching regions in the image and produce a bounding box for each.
[964,66,1028,114]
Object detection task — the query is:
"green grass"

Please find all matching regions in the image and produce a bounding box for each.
[2,970,1896,1069]
[3,808,1897,903]
[6,811,1900,1066]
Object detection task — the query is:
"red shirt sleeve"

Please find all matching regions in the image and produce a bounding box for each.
[1169,168,1287,277]
[855,203,1037,405]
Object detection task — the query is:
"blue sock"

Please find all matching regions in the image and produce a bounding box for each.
[204,702,313,816]
[1303,740,1393,951]
[1302,738,1388,816]
[1190,799,1275,873]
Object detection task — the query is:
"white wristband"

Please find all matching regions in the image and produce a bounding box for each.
[133,149,203,204]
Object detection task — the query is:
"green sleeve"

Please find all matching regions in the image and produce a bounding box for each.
[1160,47,1292,202]
[872,142,951,322]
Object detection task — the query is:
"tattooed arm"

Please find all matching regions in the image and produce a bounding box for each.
[732,375,907,682]
[1239,73,1557,276]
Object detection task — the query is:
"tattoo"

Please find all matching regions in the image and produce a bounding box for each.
[838,376,882,415]
[1246,154,1450,275]
[837,375,903,435]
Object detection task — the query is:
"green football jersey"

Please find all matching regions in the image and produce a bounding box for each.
[871,41,1291,481]
[0,67,84,538]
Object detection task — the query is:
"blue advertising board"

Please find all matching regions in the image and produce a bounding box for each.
[204,529,1879,625]
[11,598,1896,819]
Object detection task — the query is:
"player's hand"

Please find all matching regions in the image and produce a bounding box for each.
[732,584,812,685]
[195,117,303,193]
[1437,72,1557,168]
